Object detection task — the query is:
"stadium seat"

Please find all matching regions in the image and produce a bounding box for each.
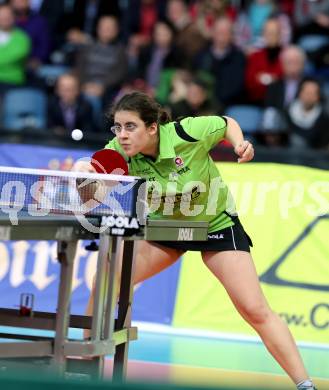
[36,65,70,87]
[298,35,329,53]
[2,88,47,131]
[225,105,264,134]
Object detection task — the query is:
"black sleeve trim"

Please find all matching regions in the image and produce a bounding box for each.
[221,116,228,126]
[174,122,199,142]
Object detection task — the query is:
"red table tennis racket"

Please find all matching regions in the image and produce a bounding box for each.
[91,149,128,175]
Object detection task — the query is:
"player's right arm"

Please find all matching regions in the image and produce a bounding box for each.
[71,159,100,205]
[71,160,96,173]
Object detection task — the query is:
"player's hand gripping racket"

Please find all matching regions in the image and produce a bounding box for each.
[77,149,128,206]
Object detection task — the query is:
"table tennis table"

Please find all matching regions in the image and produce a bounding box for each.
[0,167,209,381]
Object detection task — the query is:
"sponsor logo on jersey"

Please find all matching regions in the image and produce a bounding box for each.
[177,166,190,175]
[174,156,184,167]
[208,233,224,239]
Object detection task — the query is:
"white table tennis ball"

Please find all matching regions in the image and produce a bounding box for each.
[71,129,83,141]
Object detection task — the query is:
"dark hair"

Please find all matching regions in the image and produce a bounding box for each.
[108,92,171,125]
[297,76,324,101]
[190,77,209,91]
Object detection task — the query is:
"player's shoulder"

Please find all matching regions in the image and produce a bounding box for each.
[180,116,222,128]
[179,116,227,138]
[160,120,196,148]
[160,116,226,146]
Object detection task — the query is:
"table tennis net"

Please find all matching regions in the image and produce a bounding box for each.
[0,168,141,218]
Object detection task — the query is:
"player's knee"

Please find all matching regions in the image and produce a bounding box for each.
[239,303,271,326]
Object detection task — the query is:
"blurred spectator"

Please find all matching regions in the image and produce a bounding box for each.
[278,0,294,18]
[64,0,120,45]
[258,106,289,147]
[190,0,237,38]
[133,0,158,44]
[122,0,167,65]
[30,0,64,33]
[247,0,275,46]
[75,15,128,121]
[0,4,30,90]
[125,0,162,44]
[114,78,154,103]
[156,68,193,106]
[166,0,207,67]
[276,12,292,47]
[293,1,329,72]
[169,77,221,119]
[234,1,292,50]
[286,77,329,149]
[245,17,283,105]
[260,45,307,147]
[265,45,306,110]
[194,17,246,107]
[29,0,65,50]
[294,0,329,39]
[135,20,181,89]
[48,73,95,135]
[11,0,50,70]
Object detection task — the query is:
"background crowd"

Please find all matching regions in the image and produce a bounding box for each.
[0,0,328,152]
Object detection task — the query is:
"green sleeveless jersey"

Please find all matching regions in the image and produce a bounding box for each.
[105,116,236,232]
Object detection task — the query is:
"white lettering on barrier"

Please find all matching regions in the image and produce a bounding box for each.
[10,241,29,287]
[29,242,56,290]
[177,228,194,241]
[0,243,9,281]
[111,228,125,235]
[0,240,99,292]
[101,216,139,229]
[279,181,305,219]
[306,181,329,216]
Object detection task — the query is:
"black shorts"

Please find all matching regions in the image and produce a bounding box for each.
[152,218,252,253]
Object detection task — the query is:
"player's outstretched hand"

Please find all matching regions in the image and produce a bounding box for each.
[234,140,254,163]
[71,160,106,206]
[71,160,96,173]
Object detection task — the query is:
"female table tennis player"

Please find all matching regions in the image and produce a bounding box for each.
[74,92,316,390]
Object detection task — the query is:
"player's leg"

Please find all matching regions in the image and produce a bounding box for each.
[88,240,183,292]
[133,241,184,283]
[201,250,313,388]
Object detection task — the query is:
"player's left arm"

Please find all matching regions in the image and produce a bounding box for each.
[224,116,255,163]
[178,116,254,163]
